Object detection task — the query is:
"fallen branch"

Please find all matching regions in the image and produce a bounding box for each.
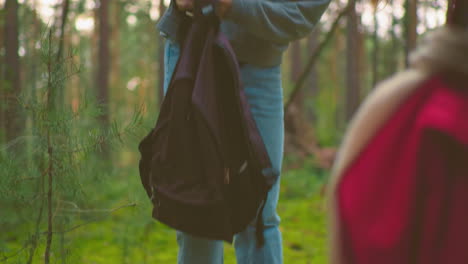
[284,4,352,112]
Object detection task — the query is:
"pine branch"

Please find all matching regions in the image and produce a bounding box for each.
[67,111,143,154]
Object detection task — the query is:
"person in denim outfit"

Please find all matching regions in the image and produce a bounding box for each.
[158,0,330,262]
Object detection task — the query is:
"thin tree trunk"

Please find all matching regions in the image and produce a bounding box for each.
[334,30,344,129]
[44,31,54,264]
[307,29,319,98]
[158,0,166,107]
[25,4,47,263]
[3,0,22,145]
[56,4,71,260]
[389,0,399,75]
[288,40,303,115]
[404,0,417,66]
[27,164,46,264]
[0,2,5,142]
[29,0,40,112]
[306,30,319,122]
[55,0,70,109]
[96,0,110,117]
[96,0,110,155]
[345,0,360,122]
[285,40,303,143]
[27,3,44,260]
[290,40,302,83]
[284,4,350,112]
[110,1,121,111]
[57,0,70,61]
[44,129,54,264]
[372,4,379,87]
[448,0,468,26]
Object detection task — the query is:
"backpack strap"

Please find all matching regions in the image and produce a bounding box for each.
[255,192,269,248]
[215,34,279,187]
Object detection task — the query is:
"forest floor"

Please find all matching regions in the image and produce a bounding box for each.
[4,158,329,264]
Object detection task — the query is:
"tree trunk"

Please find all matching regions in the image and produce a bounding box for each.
[290,40,302,83]
[448,0,468,26]
[110,1,121,111]
[3,0,22,145]
[284,40,304,144]
[44,31,54,264]
[372,4,379,87]
[389,0,399,75]
[57,0,70,62]
[404,0,417,67]
[289,40,303,112]
[95,0,110,155]
[0,2,4,142]
[29,0,40,109]
[284,4,350,113]
[307,29,319,99]
[158,0,166,107]
[345,0,360,122]
[56,0,70,109]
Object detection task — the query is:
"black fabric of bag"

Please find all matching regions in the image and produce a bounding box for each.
[138,1,278,245]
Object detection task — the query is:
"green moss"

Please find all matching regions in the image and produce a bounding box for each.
[2,161,328,263]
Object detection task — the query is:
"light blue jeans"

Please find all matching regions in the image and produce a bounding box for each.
[163,39,284,264]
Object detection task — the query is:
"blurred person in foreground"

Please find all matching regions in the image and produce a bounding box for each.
[327,0,468,263]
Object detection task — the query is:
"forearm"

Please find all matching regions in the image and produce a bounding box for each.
[224,0,330,44]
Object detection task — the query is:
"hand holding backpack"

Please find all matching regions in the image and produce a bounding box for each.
[138,0,278,246]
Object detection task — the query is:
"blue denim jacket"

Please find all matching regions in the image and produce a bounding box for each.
[157,0,330,67]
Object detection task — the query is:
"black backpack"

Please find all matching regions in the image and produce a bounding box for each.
[138,5,278,246]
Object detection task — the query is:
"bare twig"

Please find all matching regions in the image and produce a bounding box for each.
[42,203,137,234]
[57,200,79,209]
[14,176,40,183]
[0,136,38,152]
[58,202,138,214]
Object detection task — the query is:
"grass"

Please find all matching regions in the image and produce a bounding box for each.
[2,157,329,264]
